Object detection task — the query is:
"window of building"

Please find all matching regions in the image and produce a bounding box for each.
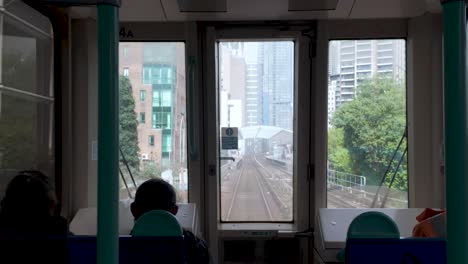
[378,65,394,72]
[357,50,371,57]
[357,58,371,65]
[327,39,407,209]
[119,42,187,202]
[342,53,355,61]
[123,47,129,57]
[378,50,393,58]
[123,67,129,77]
[162,134,172,153]
[161,90,172,107]
[357,65,371,71]
[143,68,151,85]
[378,58,393,65]
[143,65,176,85]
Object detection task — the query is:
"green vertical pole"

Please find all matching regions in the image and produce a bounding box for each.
[97,2,119,264]
[442,1,468,264]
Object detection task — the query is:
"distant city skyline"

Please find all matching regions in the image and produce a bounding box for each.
[220,41,294,131]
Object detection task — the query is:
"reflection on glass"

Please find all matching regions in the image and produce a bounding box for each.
[119,42,188,203]
[327,40,408,209]
[219,41,294,222]
[0,4,54,199]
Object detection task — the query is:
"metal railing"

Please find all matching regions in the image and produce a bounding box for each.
[327,169,408,208]
[327,170,366,189]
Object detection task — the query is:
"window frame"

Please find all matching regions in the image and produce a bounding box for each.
[1,2,57,201]
[202,26,313,264]
[204,27,312,230]
[326,36,406,209]
[314,20,410,217]
[217,40,296,223]
[119,22,202,226]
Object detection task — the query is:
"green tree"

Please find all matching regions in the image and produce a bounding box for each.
[141,162,162,179]
[119,76,140,172]
[331,76,407,191]
[0,51,42,170]
[328,128,352,173]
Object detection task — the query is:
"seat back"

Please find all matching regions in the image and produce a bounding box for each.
[131,210,183,237]
[68,235,186,264]
[346,238,446,264]
[0,236,68,264]
[347,211,400,239]
[338,211,400,262]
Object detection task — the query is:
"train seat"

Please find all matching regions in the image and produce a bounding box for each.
[131,210,183,236]
[345,238,446,264]
[68,235,186,264]
[338,211,400,262]
[315,208,423,262]
[0,236,68,264]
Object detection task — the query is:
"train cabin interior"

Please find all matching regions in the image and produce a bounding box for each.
[0,0,465,263]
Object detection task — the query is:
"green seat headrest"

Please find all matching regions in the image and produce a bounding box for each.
[337,211,400,262]
[347,211,400,239]
[131,210,183,237]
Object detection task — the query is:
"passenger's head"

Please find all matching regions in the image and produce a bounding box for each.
[131,178,178,220]
[0,171,56,218]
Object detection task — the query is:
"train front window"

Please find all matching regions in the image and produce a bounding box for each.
[327,39,408,208]
[119,42,188,202]
[219,41,294,222]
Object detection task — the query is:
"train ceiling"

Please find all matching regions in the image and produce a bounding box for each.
[70,0,442,21]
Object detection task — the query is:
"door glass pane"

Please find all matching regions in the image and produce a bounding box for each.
[119,42,188,202]
[327,39,408,208]
[219,41,294,222]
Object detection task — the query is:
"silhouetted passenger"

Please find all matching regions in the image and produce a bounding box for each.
[131,178,210,264]
[0,171,68,236]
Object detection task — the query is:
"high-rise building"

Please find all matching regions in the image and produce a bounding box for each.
[261,42,294,130]
[328,41,341,76]
[220,42,294,130]
[329,39,405,108]
[219,44,246,128]
[328,77,339,127]
[245,63,263,126]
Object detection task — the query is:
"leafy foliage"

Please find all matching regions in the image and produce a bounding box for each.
[119,76,140,172]
[328,128,352,173]
[0,51,45,170]
[140,162,162,179]
[329,76,408,191]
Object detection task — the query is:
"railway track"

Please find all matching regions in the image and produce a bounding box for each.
[225,156,274,221]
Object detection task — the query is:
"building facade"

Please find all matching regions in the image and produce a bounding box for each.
[328,39,406,124]
[260,42,294,130]
[119,42,186,170]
